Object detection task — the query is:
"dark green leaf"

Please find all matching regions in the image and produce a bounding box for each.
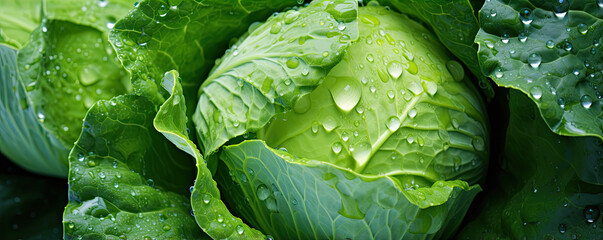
[457,90,603,239]
[63,95,205,239]
[475,0,603,138]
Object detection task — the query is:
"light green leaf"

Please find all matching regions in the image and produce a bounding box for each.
[457,90,603,239]
[193,0,360,154]
[380,0,493,97]
[154,70,265,239]
[475,0,603,138]
[0,0,41,49]
[218,140,481,239]
[45,0,136,32]
[258,5,489,186]
[18,19,130,152]
[63,95,205,239]
[109,0,302,106]
[0,45,68,177]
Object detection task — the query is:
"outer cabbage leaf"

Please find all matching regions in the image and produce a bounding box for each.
[193,0,360,154]
[0,0,41,49]
[0,45,68,177]
[0,158,67,239]
[259,5,489,187]
[457,90,603,239]
[45,0,136,32]
[379,0,494,97]
[109,0,302,106]
[217,140,481,239]
[63,95,205,239]
[475,0,603,139]
[0,0,132,177]
[154,71,266,239]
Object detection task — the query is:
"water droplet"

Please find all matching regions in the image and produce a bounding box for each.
[519,8,533,24]
[407,61,418,75]
[446,60,464,81]
[270,22,282,34]
[98,0,109,7]
[311,122,319,133]
[558,97,566,109]
[493,68,504,78]
[528,53,541,68]
[581,95,593,108]
[562,41,573,51]
[530,86,543,100]
[598,0,603,8]
[202,194,211,204]
[329,77,361,112]
[472,136,485,151]
[387,90,395,99]
[553,0,569,18]
[387,60,403,79]
[158,5,169,17]
[386,117,401,132]
[341,131,350,142]
[584,206,600,223]
[322,51,329,57]
[490,9,497,17]
[370,85,376,93]
[322,117,338,132]
[236,225,244,234]
[501,33,509,43]
[546,40,555,48]
[518,32,528,42]
[351,142,371,167]
[559,224,566,233]
[286,58,299,68]
[407,136,414,144]
[408,109,417,119]
[484,40,494,49]
[256,184,270,201]
[284,11,300,24]
[578,23,589,34]
[366,54,374,63]
[332,142,343,154]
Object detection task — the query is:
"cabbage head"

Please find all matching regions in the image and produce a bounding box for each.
[191,1,489,239]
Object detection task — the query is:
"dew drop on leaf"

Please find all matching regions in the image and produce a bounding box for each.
[332,142,343,154]
[584,206,600,223]
[518,8,533,25]
[256,184,270,201]
[581,95,593,108]
[386,117,400,132]
[528,53,541,68]
[387,60,403,79]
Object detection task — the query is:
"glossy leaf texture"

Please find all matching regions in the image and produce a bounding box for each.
[0,45,69,177]
[458,90,603,239]
[217,140,480,239]
[193,0,360,154]
[379,0,494,97]
[154,71,265,239]
[258,5,489,186]
[109,0,302,108]
[63,95,205,239]
[476,0,603,138]
[0,0,41,49]
[0,0,132,177]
